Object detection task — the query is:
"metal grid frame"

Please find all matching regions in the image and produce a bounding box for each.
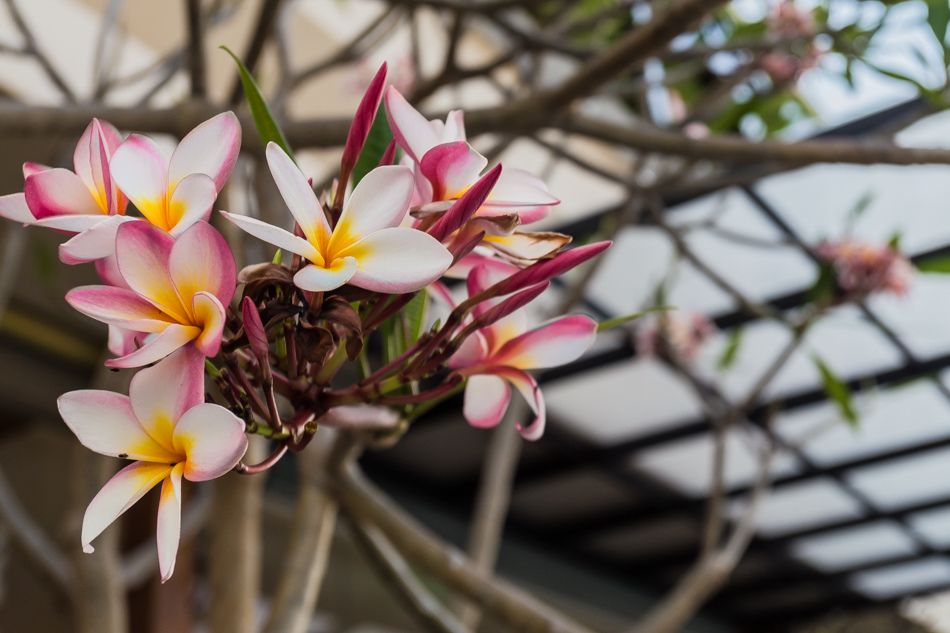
[360,97,950,631]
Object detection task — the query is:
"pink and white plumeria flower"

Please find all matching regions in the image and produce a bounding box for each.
[0,119,129,263]
[223,142,452,293]
[385,87,558,221]
[58,346,248,582]
[109,111,241,237]
[448,264,597,440]
[66,220,236,367]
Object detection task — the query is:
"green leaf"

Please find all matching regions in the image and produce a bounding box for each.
[927,0,950,52]
[404,291,429,344]
[813,356,859,427]
[717,327,743,371]
[849,191,874,220]
[807,262,838,304]
[220,46,293,158]
[271,249,283,265]
[351,101,393,188]
[887,232,902,251]
[915,254,950,273]
[598,306,673,333]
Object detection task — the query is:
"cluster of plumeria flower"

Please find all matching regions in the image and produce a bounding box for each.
[0,65,609,582]
[637,311,716,361]
[814,238,913,301]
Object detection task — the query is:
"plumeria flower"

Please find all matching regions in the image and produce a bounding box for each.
[385,87,558,222]
[109,111,240,237]
[222,142,452,293]
[58,346,248,582]
[448,264,597,440]
[637,311,715,360]
[66,220,236,367]
[815,238,912,299]
[0,119,129,263]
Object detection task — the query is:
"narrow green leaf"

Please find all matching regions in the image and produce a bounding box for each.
[927,0,950,51]
[915,254,950,273]
[717,327,743,371]
[271,249,283,265]
[220,46,293,158]
[598,306,673,333]
[807,262,838,304]
[850,191,874,220]
[813,356,859,427]
[404,291,429,344]
[351,101,393,188]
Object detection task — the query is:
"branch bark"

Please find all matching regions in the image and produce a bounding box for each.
[208,437,266,633]
[264,429,340,633]
[336,460,600,633]
[453,402,524,630]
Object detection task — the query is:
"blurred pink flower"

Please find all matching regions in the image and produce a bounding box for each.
[766,0,816,38]
[758,44,822,84]
[815,238,912,299]
[637,312,715,360]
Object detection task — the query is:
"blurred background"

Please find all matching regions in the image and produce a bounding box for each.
[6,0,950,632]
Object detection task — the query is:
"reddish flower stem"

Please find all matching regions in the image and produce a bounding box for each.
[237,442,289,475]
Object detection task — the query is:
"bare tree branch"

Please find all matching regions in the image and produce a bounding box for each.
[0,463,73,595]
[186,0,207,98]
[336,460,601,633]
[349,514,472,633]
[264,430,340,633]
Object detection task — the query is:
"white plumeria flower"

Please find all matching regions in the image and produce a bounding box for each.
[222,142,453,293]
[57,346,248,582]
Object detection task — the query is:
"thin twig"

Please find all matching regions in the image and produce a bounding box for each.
[186,0,206,98]
[4,0,76,101]
[453,401,525,629]
[348,514,472,633]
[0,464,73,594]
[336,461,600,633]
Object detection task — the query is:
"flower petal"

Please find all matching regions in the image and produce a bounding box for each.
[23,162,51,178]
[293,257,359,292]
[66,285,177,332]
[265,143,331,251]
[156,463,184,583]
[105,324,201,368]
[73,119,123,197]
[331,166,415,253]
[192,291,226,357]
[168,112,241,193]
[493,367,545,440]
[108,326,140,357]
[0,193,35,223]
[58,215,133,264]
[482,231,571,263]
[35,214,111,234]
[485,168,559,207]
[81,461,171,553]
[448,330,489,370]
[110,134,169,228]
[24,168,102,219]
[385,86,441,162]
[169,221,236,306]
[341,227,452,293]
[57,390,179,463]
[220,211,322,265]
[463,374,510,429]
[494,315,597,370]
[115,221,191,324]
[167,173,216,236]
[129,344,207,451]
[174,403,247,481]
[442,110,466,143]
[419,142,487,201]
